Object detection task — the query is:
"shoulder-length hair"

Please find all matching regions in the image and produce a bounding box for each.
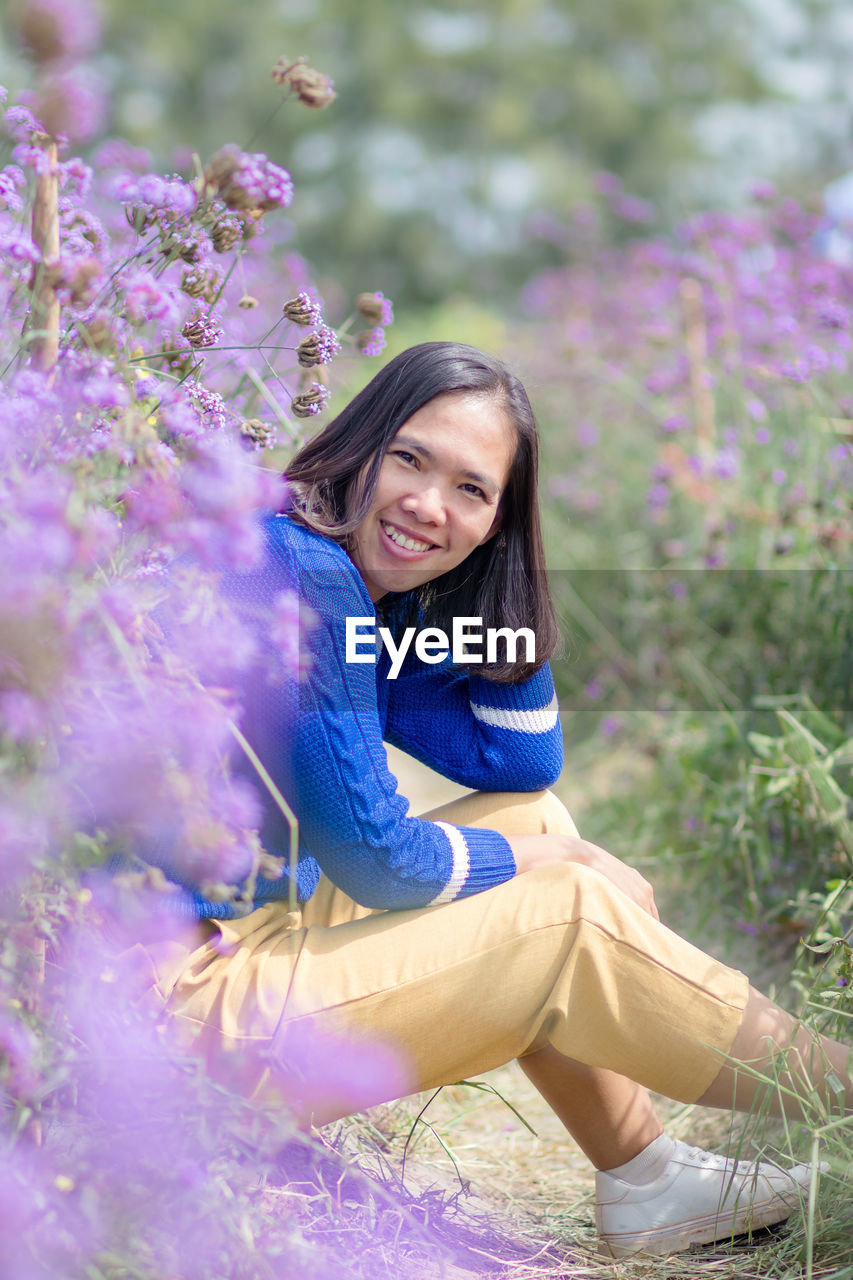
[286,342,560,683]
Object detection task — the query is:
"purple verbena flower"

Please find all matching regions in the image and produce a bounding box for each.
[182,309,223,349]
[31,64,107,141]
[0,165,26,212]
[120,268,180,327]
[203,144,294,214]
[11,0,101,63]
[356,326,386,358]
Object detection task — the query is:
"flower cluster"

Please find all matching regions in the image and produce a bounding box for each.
[203,143,294,215]
[356,290,393,357]
[523,184,853,571]
[0,46,396,1274]
[8,0,105,141]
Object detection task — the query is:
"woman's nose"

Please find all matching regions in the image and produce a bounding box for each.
[401,483,446,524]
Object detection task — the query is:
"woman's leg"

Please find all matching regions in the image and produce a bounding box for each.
[158,791,849,1257]
[423,790,663,1170]
[519,1049,663,1168]
[699,985,853,1116]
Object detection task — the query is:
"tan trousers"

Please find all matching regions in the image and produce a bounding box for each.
[152,790,749,1123]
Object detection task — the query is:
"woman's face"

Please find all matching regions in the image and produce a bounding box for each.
[349,392,517,602]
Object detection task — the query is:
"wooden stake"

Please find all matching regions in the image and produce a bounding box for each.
[30,136,60,373]
[680,276,715,458]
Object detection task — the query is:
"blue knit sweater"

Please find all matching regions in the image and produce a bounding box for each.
[189,514,563,918]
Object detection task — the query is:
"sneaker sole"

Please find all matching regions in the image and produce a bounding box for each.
[598,1192,799,1258]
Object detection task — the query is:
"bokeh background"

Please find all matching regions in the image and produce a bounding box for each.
[4,0,853,308]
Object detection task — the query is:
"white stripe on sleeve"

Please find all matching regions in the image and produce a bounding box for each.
[426,821,471,905]
[469,693,559,734]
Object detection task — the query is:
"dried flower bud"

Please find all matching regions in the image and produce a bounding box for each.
[356,291,393,327]
[159,221,209,265]
[357,327,387,358]
[125,204,157,234]
[60,256,102,307]
[180,265,221,304]
[296,326,341,368]
[272,56,336,109]
[167,345,195,377]
[238,294,259,310]
[240,418,276,449]
[211,214,244,253]
[291,383,330,418]
[282,291,322,327]
[181,310,223,349]
[78,308,117,353]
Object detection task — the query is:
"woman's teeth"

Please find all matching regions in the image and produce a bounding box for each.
[381,521,432,552]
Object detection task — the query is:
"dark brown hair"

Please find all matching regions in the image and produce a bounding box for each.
[286,342,559,682]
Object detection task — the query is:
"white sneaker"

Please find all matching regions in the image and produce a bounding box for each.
[596,1139,815,1258]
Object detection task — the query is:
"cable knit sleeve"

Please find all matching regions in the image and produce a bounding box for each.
[229,517,517,911]
[384,653,564,791]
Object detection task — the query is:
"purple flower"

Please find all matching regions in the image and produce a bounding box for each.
[749,181,778,202]
[282,290,323,327]
[711,447,740,480]
[4,104,44,142]
[297,324,341,367]
[59,156,93,198]
[203,144,294,214]
[30,64,107,142]
[576,421,599,448]
[184,381,232,431]
[92,138,152,172]
[0,1009,40,1097]
[0,165,26,212]
[356,326,386,358]
[291,382,331,418]
[356,291,394,327]
[647,482,670,508]
[112,172,197,217]
[595,171,623,196]
[122,269,181,327]
[181,309,223,349]
[0,226,40,265]
[11,0,101,63]
[771,468,787,485]
[614,195,655,224]
[599,715,623,738]
[271,589,316,680]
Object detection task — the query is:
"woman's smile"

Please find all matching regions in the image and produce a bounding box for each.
[379,519,438,555]
[349,391,517,602]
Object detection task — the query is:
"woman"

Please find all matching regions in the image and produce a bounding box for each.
[157,342,851,1259]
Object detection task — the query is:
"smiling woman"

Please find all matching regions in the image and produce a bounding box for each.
[146,342,853,1260]
[349,393,514,601]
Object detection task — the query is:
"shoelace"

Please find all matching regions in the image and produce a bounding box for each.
[678,1143,771,1183]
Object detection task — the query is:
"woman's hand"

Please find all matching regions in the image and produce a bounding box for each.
[508,834,659,920]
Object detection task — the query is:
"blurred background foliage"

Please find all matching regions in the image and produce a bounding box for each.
[4,0,853,306]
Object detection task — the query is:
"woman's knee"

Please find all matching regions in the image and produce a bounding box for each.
[419,787,579,838]
[535,789,580,837]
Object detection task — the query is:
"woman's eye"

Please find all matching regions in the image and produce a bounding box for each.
[461,483,486,499]
[392,449,418,466]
